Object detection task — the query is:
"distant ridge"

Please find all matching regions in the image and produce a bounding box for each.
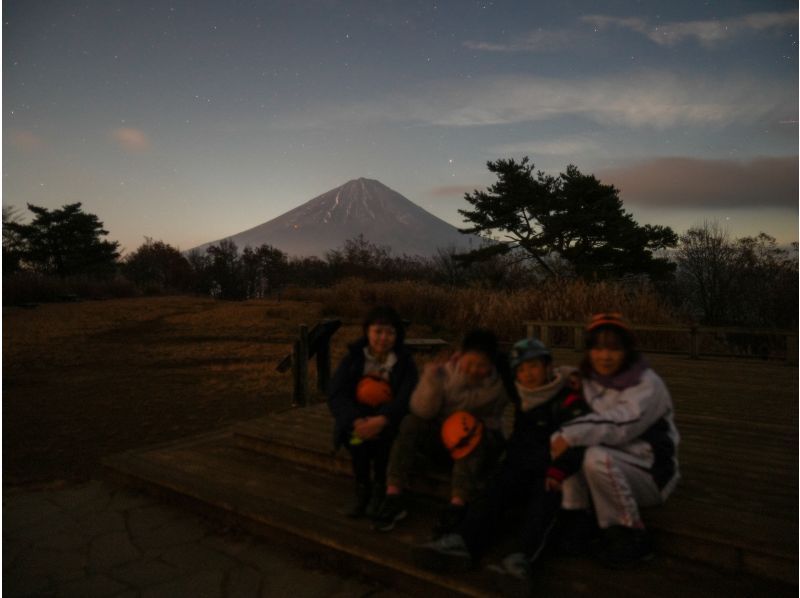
[191,178,478,257]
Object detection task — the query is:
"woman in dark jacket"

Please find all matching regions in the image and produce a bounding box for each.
[328,305,418,518]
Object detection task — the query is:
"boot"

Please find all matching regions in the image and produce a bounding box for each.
[598,525,654,568]
[555,509,599,556]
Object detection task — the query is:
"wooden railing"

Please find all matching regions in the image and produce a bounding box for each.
[278,319,449,407]
[524,320,798,364]
[277,318,795,406]
[276,319,342,407]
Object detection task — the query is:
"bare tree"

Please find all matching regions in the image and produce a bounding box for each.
[675,222,738,323]
[675,222,798,326]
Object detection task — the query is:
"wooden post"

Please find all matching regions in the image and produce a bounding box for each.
[540,325,551,347]
[689,325,699,360]
[574,326,584,352]
[786,334,797,366]
[292,324,309,406]
[291,340,301,406]
[316,336,331,395]
[526,323,544,340]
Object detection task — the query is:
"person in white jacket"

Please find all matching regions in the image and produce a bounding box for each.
[550,313,680,567]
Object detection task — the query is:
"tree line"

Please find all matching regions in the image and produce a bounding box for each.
[3,158,797,329]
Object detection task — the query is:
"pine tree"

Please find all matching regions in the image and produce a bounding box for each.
[6,203,120,277]
[458,158,677,280]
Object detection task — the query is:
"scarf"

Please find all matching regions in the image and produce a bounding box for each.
[515,371,568,412]
[590,356,649,391]
[363,347,398,380]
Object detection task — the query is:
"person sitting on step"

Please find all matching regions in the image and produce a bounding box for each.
[327,305,418,519]
[413,337,590,595]
[372,329,509,535]
[551,313,680,568]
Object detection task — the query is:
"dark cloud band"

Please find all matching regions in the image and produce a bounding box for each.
[600,156,798,209]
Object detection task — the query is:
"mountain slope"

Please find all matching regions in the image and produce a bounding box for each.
[192,178,478,257]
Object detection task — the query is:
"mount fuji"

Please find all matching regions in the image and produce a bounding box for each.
[192,178,480,257]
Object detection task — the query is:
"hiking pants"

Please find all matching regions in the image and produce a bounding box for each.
[459,459,561,560]
[560,445,664,529]
[347,433,393,487]
[386,413,499,502]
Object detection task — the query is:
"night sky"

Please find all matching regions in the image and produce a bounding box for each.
[4,1,798,254]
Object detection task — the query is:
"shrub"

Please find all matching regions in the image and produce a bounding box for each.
[2,272,139,305]
[122,238,194,293]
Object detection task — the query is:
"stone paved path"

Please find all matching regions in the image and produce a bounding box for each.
[3,480,408,598]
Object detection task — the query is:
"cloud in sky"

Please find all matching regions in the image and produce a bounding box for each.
[429,157,798,212]
[111,127,150,151]
[295,70,793,130]
[429,184,478,198]
[10,130,44,151]
[582,11,798,47]
[488,137,599,157]
[464,11,797,52]
[463,29,576,52]
[598,156,798,209]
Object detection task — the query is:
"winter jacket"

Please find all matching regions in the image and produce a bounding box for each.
[409,359,508,431]
[505,367,588,472]
[556,366,680,493]
[328,338,418,449]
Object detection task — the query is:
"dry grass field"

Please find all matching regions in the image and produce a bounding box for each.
[3,295,424,486]
[287,277,681,341]
[2,295,447,487]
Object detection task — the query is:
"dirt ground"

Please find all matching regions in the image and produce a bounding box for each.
[3,295,432,487]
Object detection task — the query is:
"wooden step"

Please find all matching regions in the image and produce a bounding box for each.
[229,404,797,584]
[231,409,452,499]
[104,431,796,597]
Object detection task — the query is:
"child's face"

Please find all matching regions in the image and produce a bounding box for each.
[515,359,551,390]
[457,351,494,385]
[589,330,626,377]
[367,323,396,356]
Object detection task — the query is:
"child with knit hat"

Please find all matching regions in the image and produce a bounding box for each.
[552,313,679,568]
[372,329,509,535]
[414,336,590,595]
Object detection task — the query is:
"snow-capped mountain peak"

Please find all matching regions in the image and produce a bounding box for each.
[192,178,477,257]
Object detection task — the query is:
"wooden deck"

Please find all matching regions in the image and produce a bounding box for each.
[104,351,798,596]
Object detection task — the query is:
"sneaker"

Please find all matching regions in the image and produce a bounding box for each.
[598,525,654,569]
[345,482,371,519]
[487,552,533,598]
[412,533,472,573]
[431,503,467,538]
[372,494,408,532]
